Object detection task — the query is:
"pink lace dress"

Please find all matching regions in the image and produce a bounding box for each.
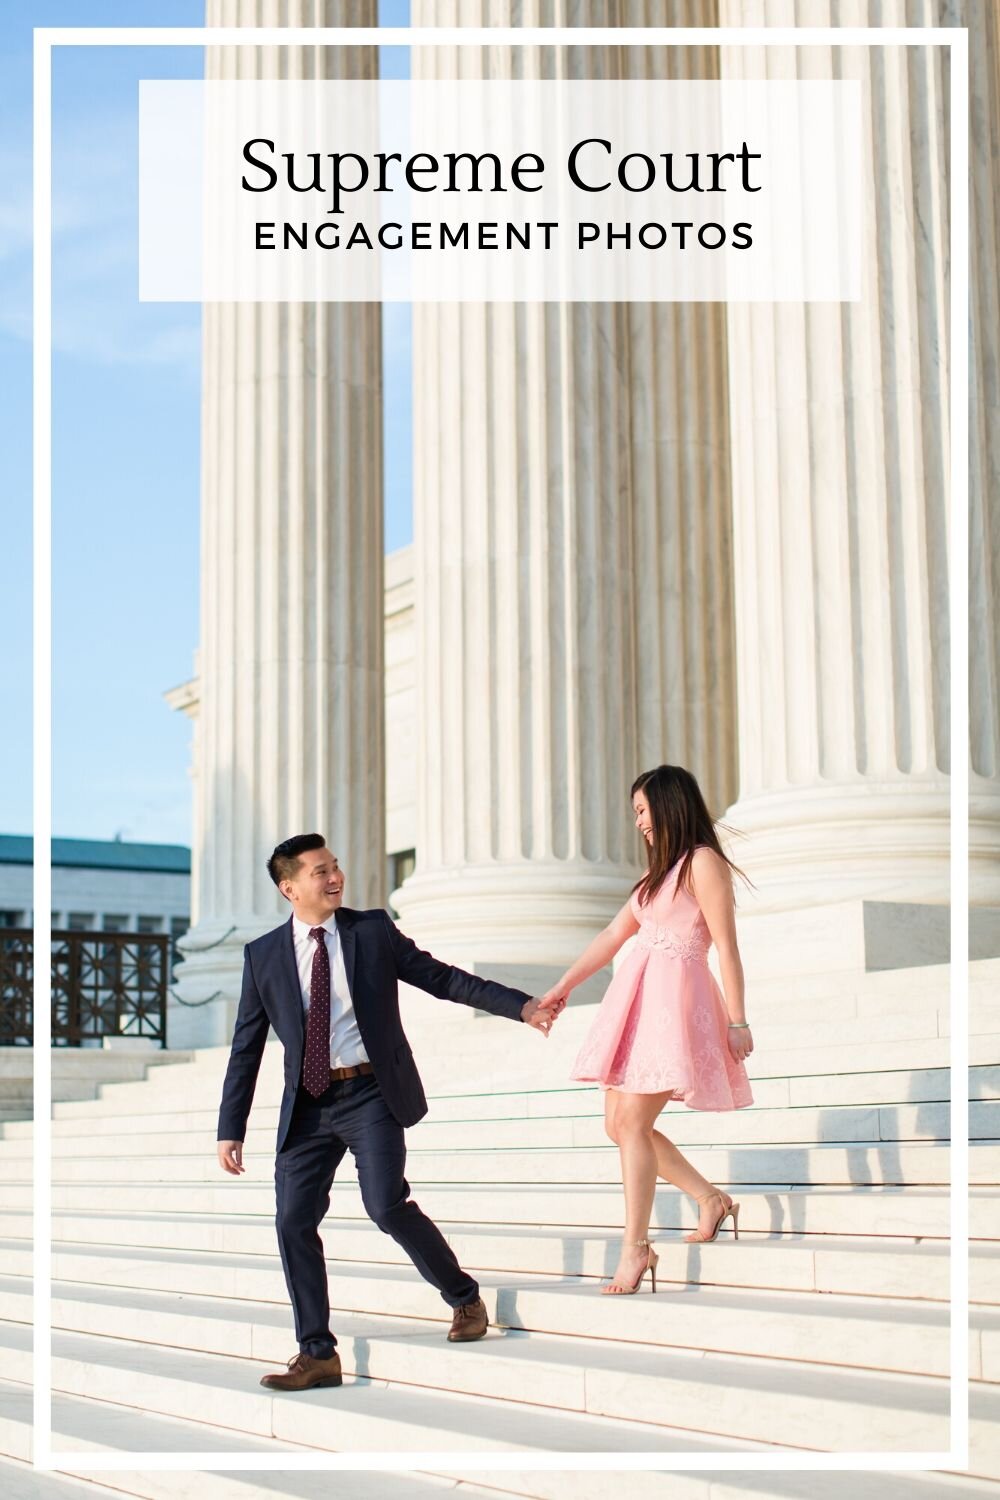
[569,861,753,1109]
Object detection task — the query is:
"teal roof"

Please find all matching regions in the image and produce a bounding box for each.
[0,835,190,875]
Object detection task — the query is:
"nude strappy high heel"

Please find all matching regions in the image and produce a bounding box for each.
[601,1237,659,1294]
[686,1189,740,1242]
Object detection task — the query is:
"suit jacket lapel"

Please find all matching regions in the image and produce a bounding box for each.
[336,908,358,1005]
[280,915,304,1046]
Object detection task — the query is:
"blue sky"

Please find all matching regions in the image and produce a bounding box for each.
[1,1,412,846]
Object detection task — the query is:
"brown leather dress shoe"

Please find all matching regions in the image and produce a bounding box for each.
[259,1350,343,1390]
[447,1296,489,1341]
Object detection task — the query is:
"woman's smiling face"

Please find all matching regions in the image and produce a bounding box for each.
[632,790,653,846]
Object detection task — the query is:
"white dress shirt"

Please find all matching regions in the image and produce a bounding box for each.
[292,914,369,1069]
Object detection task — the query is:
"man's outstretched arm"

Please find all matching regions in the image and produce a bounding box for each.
[381,913,560,1031]
[217,946,271,1172]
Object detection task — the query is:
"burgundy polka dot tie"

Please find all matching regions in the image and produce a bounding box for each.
[302,927,331,1096]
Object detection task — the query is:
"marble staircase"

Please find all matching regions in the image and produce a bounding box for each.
[0,955,996,1497]
[0,1049,194,1124]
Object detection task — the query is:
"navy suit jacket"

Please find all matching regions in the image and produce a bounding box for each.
[216,906,531,1153]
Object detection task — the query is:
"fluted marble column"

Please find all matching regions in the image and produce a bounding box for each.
[620,5,738,811]
[393,300,641,965]
[718,1,1000,910]
[970,0,1000,902]
[172,1,384,1044]
[394,4,737,965]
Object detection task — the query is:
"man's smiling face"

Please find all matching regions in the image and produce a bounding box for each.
[280,847,345,922]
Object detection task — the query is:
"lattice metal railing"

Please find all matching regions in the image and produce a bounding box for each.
[0,929,169,1047]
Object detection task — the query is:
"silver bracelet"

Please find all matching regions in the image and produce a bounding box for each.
[728,1022,750,1028]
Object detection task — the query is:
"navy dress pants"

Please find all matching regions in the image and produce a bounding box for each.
[274,1072,479,1358]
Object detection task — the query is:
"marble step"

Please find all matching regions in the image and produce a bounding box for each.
[0,1085,97,1122]
[701,962,952,1010]
[1,1079,169,1108]
[723,1029,983,1085]
[11,1181,975,1238]
[0,1051,194,1078]
[437,1378,1000,1495]
[0,1051,196,1118]
[11,1461,992,1500]
[0,1321,789,1457]
[0,1460,996,1500]
[8,1266,999,1387]
[284,1098,974,1149]
[1,1375,996,1500]
[6,1209,991,1302]
[0,1457,485,1500]
[438,1442,1000,1500]
[0,1378,502,1494]
[0,1320,959,1458]
[0,1101,974,1159]
[15,1061,992,1141]
[0,1141,968,1186]
[0,1461,117,1500]
[781,1064,993,1107]
[0,1239,959,1376]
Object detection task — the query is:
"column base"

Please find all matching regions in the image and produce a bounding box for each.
[168,917,271,1050]
[732,895,1000,984]
[720,779,975,912]
[390,861,641,969]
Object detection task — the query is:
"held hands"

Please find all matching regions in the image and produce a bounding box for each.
[217,1140,245,1176]
[521,994,567,1036]
[727,1024,753,1063]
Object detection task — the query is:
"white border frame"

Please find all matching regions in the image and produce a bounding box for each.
[32,22,970,1477]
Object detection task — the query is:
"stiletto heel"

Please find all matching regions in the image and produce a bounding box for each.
[686,1189,741,1243]
[601,1238,658,1294]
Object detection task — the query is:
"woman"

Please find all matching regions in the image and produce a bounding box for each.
[538,764,754,1295]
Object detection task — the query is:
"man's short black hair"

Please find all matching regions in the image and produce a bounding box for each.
[267,833,327,889]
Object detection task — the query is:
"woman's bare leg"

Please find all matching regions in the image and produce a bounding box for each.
[653,1127,734,1238]
[603,1090,671,1292]
[607,1091,731,1242]
[650,1126,713,1197]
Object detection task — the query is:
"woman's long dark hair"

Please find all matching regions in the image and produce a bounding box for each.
[630,764,750,906]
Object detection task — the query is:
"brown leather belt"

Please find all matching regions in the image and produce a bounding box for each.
[329,1062,374,1082]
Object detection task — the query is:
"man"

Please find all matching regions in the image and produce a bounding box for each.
[216,833,562,1393]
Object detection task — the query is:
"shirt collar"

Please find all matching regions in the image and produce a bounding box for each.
[292,913,338,940]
